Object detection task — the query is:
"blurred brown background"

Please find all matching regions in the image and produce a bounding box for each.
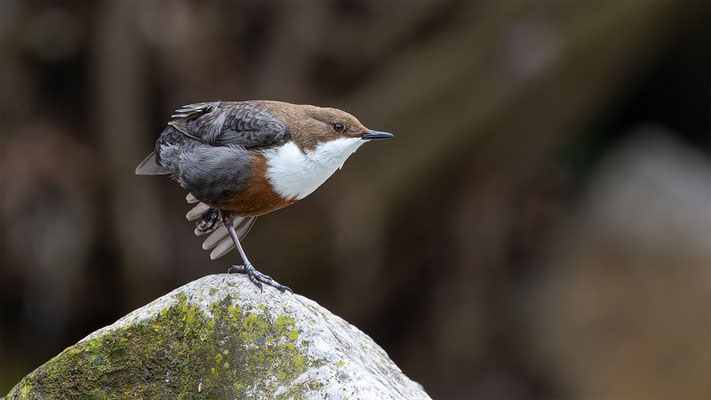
[1,1,709,398]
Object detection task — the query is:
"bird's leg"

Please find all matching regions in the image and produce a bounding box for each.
[221,211,292,293]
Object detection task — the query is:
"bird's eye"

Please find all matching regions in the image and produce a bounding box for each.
[332,123,345,133]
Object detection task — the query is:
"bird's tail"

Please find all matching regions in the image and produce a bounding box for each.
[135,151,171,175]
[185,193,257,260]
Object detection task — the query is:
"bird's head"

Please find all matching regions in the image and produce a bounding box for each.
[286,104,394,169]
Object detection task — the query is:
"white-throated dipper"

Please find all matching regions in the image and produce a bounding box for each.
[136,101,393,292]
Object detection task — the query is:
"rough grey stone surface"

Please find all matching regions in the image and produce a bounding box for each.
[7,274,430,399]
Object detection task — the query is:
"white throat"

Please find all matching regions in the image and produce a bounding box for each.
[264,138,364,200]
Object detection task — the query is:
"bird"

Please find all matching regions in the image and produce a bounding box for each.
[136,100,393,293]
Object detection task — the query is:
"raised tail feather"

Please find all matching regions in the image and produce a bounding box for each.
[135,151,170,175]
[185,194,257,260]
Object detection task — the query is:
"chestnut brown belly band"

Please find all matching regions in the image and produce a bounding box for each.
[220,155,296,216]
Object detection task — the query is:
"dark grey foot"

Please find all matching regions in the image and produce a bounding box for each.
[228,264,293,293]
[196,208,221,234]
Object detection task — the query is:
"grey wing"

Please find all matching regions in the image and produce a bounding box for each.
[171,101,288,149]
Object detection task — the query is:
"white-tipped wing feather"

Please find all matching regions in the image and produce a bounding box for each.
[202,226,229,249]
[186,203,210,221]
[185,196,257,259]
[210,237,234,260]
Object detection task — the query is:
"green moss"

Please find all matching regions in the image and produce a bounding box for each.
[7,294,324,399]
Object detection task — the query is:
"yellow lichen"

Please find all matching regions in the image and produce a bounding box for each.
[7,293,323,399]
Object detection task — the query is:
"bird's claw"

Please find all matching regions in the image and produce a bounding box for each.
[228,264,292,294]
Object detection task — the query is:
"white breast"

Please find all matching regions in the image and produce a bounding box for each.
[264,138,364,200]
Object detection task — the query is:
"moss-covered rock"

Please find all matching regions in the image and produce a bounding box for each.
[6,274,430,399]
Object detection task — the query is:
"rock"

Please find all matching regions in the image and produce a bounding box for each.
[7,274,430,399]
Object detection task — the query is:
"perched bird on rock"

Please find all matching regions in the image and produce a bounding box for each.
[136,101,393,292]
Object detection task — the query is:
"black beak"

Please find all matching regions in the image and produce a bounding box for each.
[361,130,394,141]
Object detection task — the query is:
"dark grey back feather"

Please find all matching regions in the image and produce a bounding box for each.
[171,101,289,149]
